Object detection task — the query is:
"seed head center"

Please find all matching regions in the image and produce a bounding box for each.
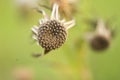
[38,20,67,51]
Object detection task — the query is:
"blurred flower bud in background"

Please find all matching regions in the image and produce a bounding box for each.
[12,66,34,80]
[50,0,78,20]
[14,0,78,21]
[14,0,39,19]
[84,18,114,51]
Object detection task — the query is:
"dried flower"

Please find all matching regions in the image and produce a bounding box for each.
[31,3,75,55]
[50,0,77,19]
[85,18,113,51]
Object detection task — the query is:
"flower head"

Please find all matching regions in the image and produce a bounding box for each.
[84,18,113,51]
[32,3,75,54]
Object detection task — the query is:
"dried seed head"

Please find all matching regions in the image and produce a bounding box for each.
[84,18,113,52]
[90,35,110,51]
[32,3,75,55]
[38,20,67,54]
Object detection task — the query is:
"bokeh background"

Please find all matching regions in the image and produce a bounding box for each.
[0,0,120,80]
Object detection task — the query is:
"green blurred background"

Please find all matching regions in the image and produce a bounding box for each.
[0,0,120,80]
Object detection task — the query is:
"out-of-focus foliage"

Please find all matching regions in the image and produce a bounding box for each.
[0,0,120,80]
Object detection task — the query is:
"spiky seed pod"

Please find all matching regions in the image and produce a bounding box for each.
[38,20,67,54]
[84,18,113,51]
[31,3,75,55]
[90,35,110,51]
